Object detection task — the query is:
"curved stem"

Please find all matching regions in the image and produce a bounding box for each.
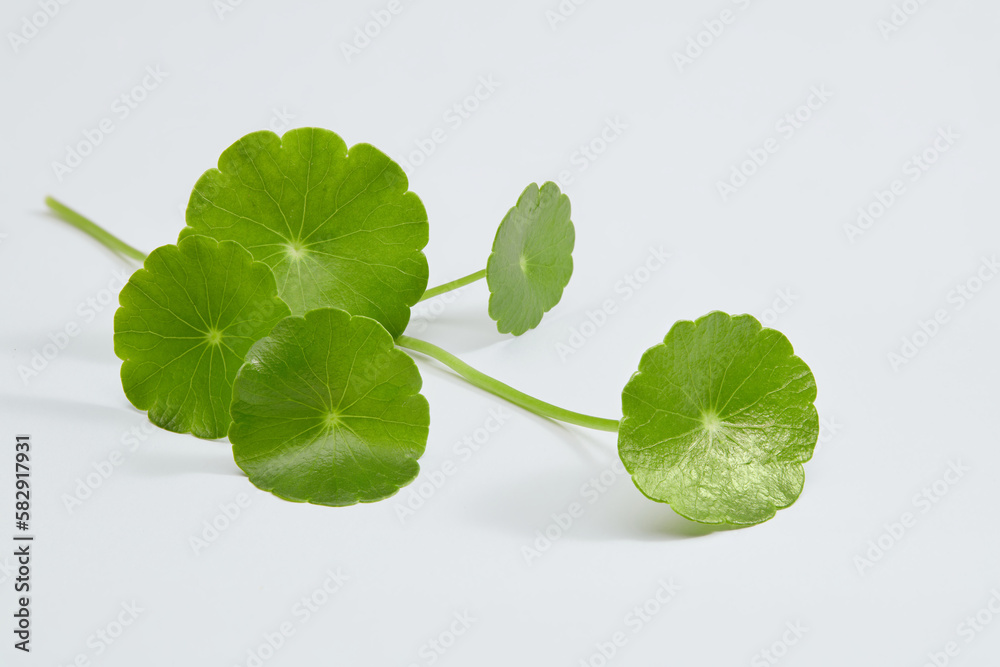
[397,335,620,433]
[419,269,486,302]
[44,197,148,262]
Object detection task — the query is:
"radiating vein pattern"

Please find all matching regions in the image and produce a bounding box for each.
[182,127,429,338]
[114,237,290,439]
[487,182,575,335]
[229,308,430,506]
[618,312,819,525]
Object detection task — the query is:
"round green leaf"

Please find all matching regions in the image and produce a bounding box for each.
[182,127,429,338]
[618,312,819,526]
[114,236,291,439]
[229,308,430,506]
[487,182,575,335]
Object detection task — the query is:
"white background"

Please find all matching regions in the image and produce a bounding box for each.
[2,0,1000,665]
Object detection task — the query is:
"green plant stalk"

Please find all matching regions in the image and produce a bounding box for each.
[419,269,486,302]
[45,197,148,262]
[396,335,620,433]
[44,197,616,432]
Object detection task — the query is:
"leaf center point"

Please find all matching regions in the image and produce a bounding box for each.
[205,328,224,346]
[701,410,723,433]
[285,240,308,261]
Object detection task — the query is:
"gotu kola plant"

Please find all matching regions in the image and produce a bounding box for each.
[45,127,819,526]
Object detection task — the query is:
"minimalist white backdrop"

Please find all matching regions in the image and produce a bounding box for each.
[2,0,1000,665]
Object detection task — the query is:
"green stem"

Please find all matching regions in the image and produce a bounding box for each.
[44,197,148,262]
[419,269,486,302]
[396,335,620,433]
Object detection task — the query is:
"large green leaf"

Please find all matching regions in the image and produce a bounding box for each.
[114,236,290,439]
[229,308,430,506]
[181,127,429,338]
[618,312,818,525]
[487,182,574,335]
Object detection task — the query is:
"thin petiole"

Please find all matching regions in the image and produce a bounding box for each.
[396,335,620,433]
[44,196,617,433]
[44,197,148,262]
[419,268,486,302]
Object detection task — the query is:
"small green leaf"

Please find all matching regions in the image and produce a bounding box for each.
[487,182,575,335]
[114,236,290,439]
[229,308,430,506]
[182,127,429,338]
[618,312,819,525]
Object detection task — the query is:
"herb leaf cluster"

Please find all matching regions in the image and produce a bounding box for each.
[48,127,819,526]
